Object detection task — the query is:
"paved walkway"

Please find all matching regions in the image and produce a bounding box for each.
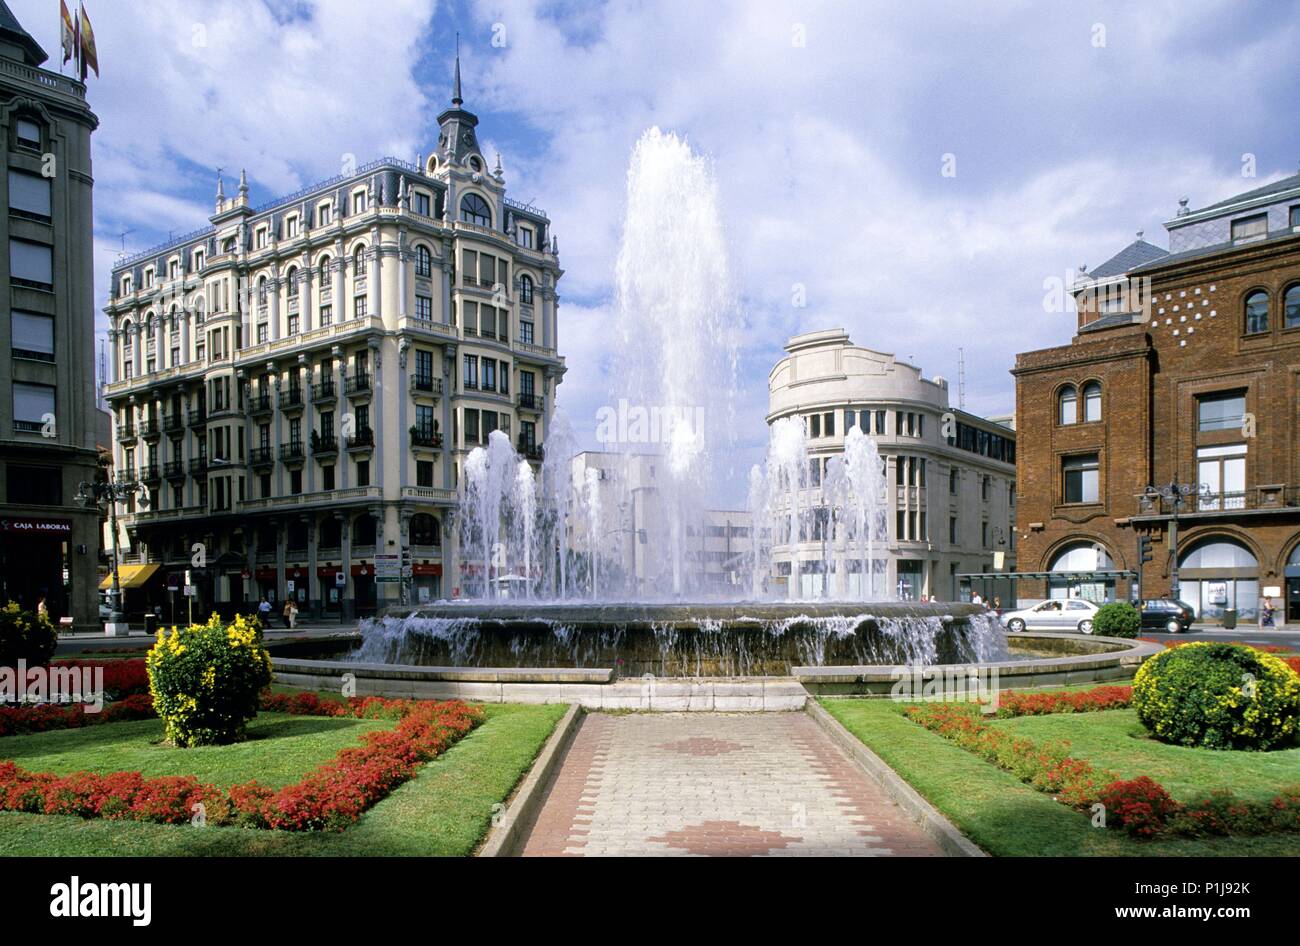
[519,712,945,857]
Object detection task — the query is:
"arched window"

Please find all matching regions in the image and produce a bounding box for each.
[321,517,342,548]
[411,513,441,546]
[121,319,134,347]
[1048,542,1115,603]
[318,256,331,280]
[286,266,299,298]
[1244,290,1269,334]
[353,246,367,276]
[460,192,492,228]
[1058,385,1077,425]
[1178,538,1260,620]
[520,274,534,305]
[415,245,432,278]
[194,296,205,325]
[1082,381,1101,423]
[1284,283,1300,330]
[257,276,268,304]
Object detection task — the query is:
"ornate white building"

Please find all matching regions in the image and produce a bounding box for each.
[102,60,564,617]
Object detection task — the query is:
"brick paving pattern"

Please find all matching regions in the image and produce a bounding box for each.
[519,712,946,856]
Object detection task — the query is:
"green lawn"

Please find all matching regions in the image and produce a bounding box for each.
[0,701,566,856]
[991,709,1300,804]
[1,713,393,788]
[820,697,1300,857]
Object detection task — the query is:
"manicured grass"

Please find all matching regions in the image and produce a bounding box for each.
[0,701,567,856]
[0,713,393,789]
[990,709,1300,804]
[820,697,1300,857]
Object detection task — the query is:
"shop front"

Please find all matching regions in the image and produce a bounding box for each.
[1,516,75,619]
[1177,538,1259,623]
[411,562,442,603]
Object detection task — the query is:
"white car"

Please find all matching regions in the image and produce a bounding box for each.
[1000,598,1100,634]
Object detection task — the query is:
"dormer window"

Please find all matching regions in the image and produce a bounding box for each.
[194,248,205,271]
[286,215,299,238]
[519,226,534,250]
[468,156,482,172]
[1231,213,1267,244]
[168,260,179,280]
[319,202,332,226]
[1291,205,1300,229]
[121,275,133,295]
[460,192,491,227]
[352,189,367,215]
[414,191,431,217]
[143,268,154,289]
[255,227,268,250]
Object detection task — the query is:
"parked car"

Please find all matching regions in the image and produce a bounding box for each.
[1140,599,1195,634]
[1000,598,1101,634]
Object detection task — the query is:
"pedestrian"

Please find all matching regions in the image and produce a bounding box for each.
[1261,597,1276,628]
[257,596,272,629]
[36,596,48,620]
[287,598,298,629]
[971,591,983,606]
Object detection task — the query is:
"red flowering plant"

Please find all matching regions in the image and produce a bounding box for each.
[1098,777,1181,838]
[991,685,1132,718]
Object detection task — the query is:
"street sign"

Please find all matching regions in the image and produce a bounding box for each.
[183,585,196,597]
[334,571,346,587]
[286,580,295,594]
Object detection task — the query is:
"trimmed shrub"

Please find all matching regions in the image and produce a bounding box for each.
[1132,642,1300,750]
[1092,602,1141,639]
[146,614,273,747]
[0,601,58,667]
[1099,776,1180,838]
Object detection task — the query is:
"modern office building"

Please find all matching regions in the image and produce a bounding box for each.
[102,61,563,617]
[767,330,1017,601]
[0,3,100,625]
[1014,173,1300,622]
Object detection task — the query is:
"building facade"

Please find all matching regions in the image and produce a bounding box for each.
[767,330,1017,601]
[1014,173,1300,622]
[103,66,563,618]
[0,4,100,626]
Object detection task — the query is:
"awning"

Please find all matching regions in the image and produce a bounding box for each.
[957,569,1137,581]
[99,563,161,590]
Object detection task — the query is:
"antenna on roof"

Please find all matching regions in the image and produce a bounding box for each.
[957,347,966,410]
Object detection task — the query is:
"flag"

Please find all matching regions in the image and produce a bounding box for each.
[60,0,76,66]
[78,3,99,80]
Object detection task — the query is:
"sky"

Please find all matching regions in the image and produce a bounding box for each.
[14,0,1300,495]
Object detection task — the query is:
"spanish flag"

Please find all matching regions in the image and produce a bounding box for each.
[78,3,99,80]
[60,0,76,66]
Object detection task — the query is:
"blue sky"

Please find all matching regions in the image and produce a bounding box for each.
[13,0,1300,489]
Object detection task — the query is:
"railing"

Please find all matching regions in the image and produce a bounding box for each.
[279,387,304,410]
[116,424,136,440]
[346,428,375,450]
[410,427,443,448]
[0,59,87,102]
[188,409,207,426]
[189,458,209,475]
[518,393,545,412]
[312,379,336,401]
[114,470,137,485]
[250,446,274,467]
[279,441,305,462]
[139,463,160,482]
[163,460,186,478]
[249,393,272,414]
[517,441,544,462]
[139,418,160,437]
[1138,486,1300,516]
[345,373,372,395]
[312,434,338,455]
[410,375,443,395]
[163,413,183,432]
[401,486,457,503]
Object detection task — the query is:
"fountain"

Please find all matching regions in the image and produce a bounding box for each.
[290,126,1162,699]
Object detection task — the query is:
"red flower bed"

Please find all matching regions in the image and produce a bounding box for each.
[0,693,157,737]
[0,697,482,832]
[50,658,150,698]
[993,685,1132,718]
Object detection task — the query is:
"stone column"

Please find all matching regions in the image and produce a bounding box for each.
[370,340,384,484]
[275,517,287,605]
[334,346,348,489]
[180,313,190,366]
[307,517,319,616]
[133,322,144,377]
[441,239,454,326]
[368,228,380,319]
[397,231,408,320]
[269,271,281,342]
[302,261,314,333]
[340,514,353,619]
[108,328,120,382]
[332,241,344,318]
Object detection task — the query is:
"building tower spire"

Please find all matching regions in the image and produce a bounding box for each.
[451,32,462,107]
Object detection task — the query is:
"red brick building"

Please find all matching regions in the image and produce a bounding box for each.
[1013,174,1300,624]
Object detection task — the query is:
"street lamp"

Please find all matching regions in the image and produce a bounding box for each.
[76,476,150,628]
[1138,479,1210,602]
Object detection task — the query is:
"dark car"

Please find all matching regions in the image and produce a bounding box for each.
[1140,599,1195,633]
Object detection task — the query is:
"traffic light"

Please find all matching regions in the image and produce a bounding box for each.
[1138,535,1153,566]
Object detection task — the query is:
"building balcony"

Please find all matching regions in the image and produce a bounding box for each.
[163,412,184,433]
[518,440,544,462]
[163,459,186,479]
[518,393,545,413]
[311,433,338,456]
[345,373,372,397]
[1134,485,1300,521]
[114,469,137,485]
[189,457,209,475]
[250,445,274,469]
[249,392,273,416]
[280,441,305,463]
[139,418,161,439]
[188,409,207,427]
[346,427,375,451]
[312,379,336,402]
[116,424,136,442]
[410,375,443,396]
[279,387,305,411]
[410,426,443,449]
[139,463,160,483]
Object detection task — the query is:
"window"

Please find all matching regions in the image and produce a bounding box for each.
[255,227,268,250]
[482,360,496,391]
[287,314,299,335]
[1198,391,1246,432]
[520,320,534,345]
[415,192,431,217]
[356,460,369,487]
[353,190,367,215]
[824,412,835,437]
[14,117,41,149]
[1244,290,1269,334]
[13,381,54,432]
[1291,206,1300,228]
[1058,384,1077,424]
[322,465,335,491]
[949,516,958,544]
[520,274,534,305]
[1063,453,1100,504]
[460,192,492,227]
[981,522,989,547]
[353,246,367,276]
[417,460,434,488]
[1197,444,1247,510]
[949,468,958,495]
[415,245,432,278]
[499,361,509,395]
[464,409,480,445]
[1285,284,1300,329]
[257,323,268,344]
[287,267,299,297]
[6,464,60,505]
[981,475,990,501]
[320,305,332,327]
[1231,213,1267,243]
[1082,381,1101,422]
[319,203,332,226]
[463,354,478,389]
[7,170,50,220]
[11,310,53,360]
[809,414,821,438]
[415,295,432,320]
[286,216,299,239]
[354,295,367,318]
[9,239,51,287]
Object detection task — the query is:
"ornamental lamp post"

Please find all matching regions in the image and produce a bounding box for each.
[1137,479,1210,603]
[76,477,151,632]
